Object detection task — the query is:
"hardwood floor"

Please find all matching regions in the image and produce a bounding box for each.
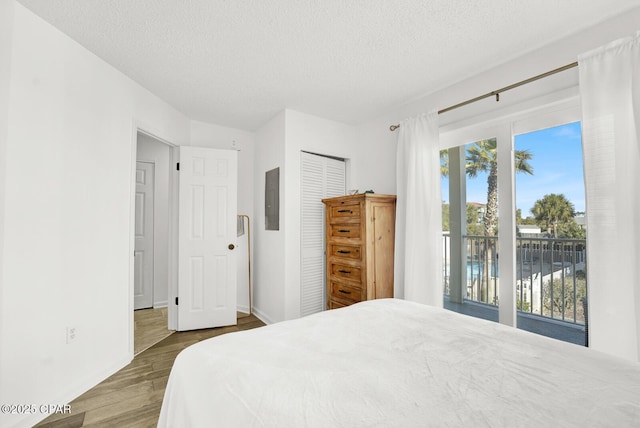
[35,314,265,428]
[134,307,173,356]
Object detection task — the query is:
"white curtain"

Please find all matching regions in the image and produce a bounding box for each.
[579,32,640,362]
[394,111,442,306]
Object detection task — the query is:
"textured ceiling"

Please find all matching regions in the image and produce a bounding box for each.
[16,0,640,131]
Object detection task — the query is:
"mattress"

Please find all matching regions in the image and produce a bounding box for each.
[158,298,640,427]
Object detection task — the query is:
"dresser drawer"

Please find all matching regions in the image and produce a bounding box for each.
[330,262,361,282]
[328,243,362,261]
[329,280,364,302]
[329,203,361,222]
[329,224,361,239]
[328,299,351,310]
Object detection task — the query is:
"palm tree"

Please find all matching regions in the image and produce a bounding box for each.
[442,141,534,303]
[466,139,534,236]
[531,193,575,237]
[465,140,533,302]
[440,149,449,177]
[441,141,534,236]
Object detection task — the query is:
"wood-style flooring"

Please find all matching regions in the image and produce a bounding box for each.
[134,307,173,356]
[35,314,265,428]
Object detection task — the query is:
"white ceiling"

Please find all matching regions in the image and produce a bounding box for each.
[16,0,640,131]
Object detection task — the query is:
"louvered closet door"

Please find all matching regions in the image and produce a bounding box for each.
[301,152,345,316]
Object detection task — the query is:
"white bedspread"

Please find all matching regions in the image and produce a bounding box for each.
[158,299,640,427]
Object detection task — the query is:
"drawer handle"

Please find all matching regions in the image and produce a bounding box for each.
[338,289,352,295]
[337,250,351,254]
[338,229,350,233]
[337,209,353,213]
[338,269,351,274]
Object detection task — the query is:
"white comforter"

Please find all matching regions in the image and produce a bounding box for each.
[159,299,640,427]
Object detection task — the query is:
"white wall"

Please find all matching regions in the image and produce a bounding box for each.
[282,110,357,320]
[136,132,171,307]
[0,2,15,411]
[252,109,358,323]
[189,120,255,313]
[0,4,191,428]
[253,111,286,323]
[356,7,640,192]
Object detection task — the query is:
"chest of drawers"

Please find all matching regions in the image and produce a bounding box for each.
[322,194,396,309]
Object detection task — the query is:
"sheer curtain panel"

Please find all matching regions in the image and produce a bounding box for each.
[579,32,640,362]
[394,112,442,306]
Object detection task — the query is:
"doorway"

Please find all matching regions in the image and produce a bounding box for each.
[130,132,240,353]
[134,131,173,352]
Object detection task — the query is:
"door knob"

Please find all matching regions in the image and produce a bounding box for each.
[228,244,235,250]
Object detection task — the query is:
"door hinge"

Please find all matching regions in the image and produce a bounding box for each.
[176,162,180,171]
[175,297,179,305]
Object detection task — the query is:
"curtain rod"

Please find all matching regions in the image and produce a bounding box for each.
[389,61,578,131]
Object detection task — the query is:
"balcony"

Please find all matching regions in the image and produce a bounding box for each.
[443,234,588,346]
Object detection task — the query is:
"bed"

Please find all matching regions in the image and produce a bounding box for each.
[158,298,640,427]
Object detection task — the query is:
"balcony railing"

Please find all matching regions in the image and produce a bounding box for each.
[443,234,587,325]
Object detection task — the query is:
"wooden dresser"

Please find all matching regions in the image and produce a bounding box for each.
[322,193,396,309]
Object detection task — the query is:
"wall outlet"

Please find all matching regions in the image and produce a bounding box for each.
[66,327,77,344]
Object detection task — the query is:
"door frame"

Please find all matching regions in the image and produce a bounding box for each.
[129,127,179,357]
[439,89,582,328]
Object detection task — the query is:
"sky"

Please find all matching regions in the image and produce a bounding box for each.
[441,121,585,216]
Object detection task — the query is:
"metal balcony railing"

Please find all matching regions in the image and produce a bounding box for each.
[443,234,587,325]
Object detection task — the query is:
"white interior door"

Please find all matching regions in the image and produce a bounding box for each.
[177,146,238,330]
[300,152,345,316]
[134,161,154,309]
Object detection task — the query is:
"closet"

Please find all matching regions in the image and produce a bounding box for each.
[300,152,346,316]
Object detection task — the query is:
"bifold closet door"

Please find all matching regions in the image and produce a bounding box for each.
[300,152,345,316]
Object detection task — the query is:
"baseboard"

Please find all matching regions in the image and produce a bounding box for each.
[14,355,132,428]
[251,306,274,325]
[153,301,168,308]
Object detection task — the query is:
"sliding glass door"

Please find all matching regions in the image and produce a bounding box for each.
[441,100,587,346]
[513,121,587,345]
[441,138,504,323]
